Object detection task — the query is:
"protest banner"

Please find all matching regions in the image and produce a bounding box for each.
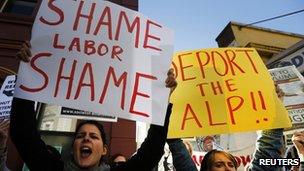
[14,0,174,125]
[168,48,291,138]
[269,65,304,134]
[0,75,16,119]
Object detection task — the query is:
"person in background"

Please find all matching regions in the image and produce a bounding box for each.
[202,136,216,152]
[200,149,238,171]
[109,153,127,167]
[10,42,177,171]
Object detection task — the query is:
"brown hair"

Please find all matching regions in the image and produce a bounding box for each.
[200,150,238,171]
[183,141,193,155]
[109,153,127,167]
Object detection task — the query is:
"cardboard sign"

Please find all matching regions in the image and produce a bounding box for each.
[168,48,291,138]
[0,75,16,119]
[14,0,174,125]
[269,66,304,134]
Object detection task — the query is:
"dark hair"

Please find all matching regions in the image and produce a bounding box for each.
[74,120,107,145]
[200,150,238,171]
[109,153,127,167]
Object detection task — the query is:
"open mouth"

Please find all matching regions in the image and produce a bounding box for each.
[80,146,92,158]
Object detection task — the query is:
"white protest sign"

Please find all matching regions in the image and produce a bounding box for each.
[0,75,16,119]
[14,0,174,125]
[270,66,304,133]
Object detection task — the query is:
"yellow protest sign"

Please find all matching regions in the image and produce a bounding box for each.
[168,48,291,138]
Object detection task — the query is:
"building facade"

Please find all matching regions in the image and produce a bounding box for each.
[216,21,304,63]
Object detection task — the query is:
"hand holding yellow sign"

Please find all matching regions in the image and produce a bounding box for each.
[168,48,291,138]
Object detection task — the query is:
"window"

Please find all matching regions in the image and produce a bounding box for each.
[0,0,9,12]
[1,0,37,16]
[38,104,117,132]
[39,104,77,132]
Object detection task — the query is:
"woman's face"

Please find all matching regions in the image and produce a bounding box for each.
[73,124,107,168]
[210,153,236,171]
